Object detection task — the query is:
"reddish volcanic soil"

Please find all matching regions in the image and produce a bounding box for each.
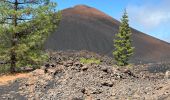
[45,5,170,64]
[0,73,29,85]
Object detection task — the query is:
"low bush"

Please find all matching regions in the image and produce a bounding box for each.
[80,58,100,64]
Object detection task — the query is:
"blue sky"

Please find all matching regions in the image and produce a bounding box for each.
[54,0,170,43]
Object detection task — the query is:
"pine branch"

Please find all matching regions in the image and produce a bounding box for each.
[0,21,12,24]
[7,17,31,21]
[1,0,37,5]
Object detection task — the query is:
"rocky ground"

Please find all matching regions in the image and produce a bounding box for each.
[0,51,170,100]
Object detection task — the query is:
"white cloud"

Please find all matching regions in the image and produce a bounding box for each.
[127,0,170,29]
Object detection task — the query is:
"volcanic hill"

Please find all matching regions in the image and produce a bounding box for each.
[45,5,170,64]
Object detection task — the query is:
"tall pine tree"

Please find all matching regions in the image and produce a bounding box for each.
[113,10,134,66]
[0,0,61,72]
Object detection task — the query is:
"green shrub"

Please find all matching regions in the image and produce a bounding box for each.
[80,58,100,64]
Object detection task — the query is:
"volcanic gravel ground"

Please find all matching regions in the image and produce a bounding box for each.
[0,51,170,100]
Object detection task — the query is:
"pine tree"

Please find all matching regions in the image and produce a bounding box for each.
[0,0,61,72]
[113,10,134,66]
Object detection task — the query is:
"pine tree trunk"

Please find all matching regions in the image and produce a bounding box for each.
[10,51,16,73]
[10,0,18,73]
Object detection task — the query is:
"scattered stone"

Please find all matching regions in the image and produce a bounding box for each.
[81,65,88,71]
[74,61,83,67]
[64,60,74,67]
[156,86,163,90]
[50,63,56,67]
[19,67,34,72]
[57,61,63,65]
[165,70,170,79]
[91,89,102,94]
[81,88,86,94]
[24,80,35,87]
[32,69,45,76]
[123,69,136,77]
[46,68,58,75]
[45,63,50,68]
[72,97,84,100]
[100,66,108,73]
[101,81,114,87]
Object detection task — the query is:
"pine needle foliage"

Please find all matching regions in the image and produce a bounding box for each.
[0,0,61,72]
[113,10,134,66]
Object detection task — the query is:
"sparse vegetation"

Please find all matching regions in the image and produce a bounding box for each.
[80,58,101,64]
[0,65,10,74]
[113,10,134,66]
[0,0,61,73]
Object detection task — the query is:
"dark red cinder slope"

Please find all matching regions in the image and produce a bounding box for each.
[45,5,170,64]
